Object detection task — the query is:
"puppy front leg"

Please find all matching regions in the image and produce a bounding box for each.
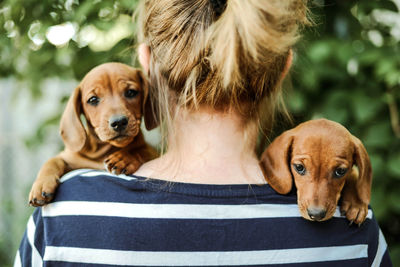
[29,156,68,207]
[104,149,144,175]
[340,170,369,225]
[104,145,157,175]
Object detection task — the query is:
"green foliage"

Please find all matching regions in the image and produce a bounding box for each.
[0,0,139,97]
[0,0,399,265]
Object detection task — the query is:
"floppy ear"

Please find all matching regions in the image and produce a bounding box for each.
[260,130,294,194]
[352,135,372,204]
[60,86,87,152]
[138,70,158,131]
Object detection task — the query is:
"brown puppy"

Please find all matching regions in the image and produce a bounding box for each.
[260,119,372,225]
[29,62,157,206]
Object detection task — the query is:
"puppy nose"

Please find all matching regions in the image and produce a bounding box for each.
[109,115,128,132]
[307,207,326,221]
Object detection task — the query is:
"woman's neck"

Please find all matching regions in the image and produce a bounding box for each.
[135,108,266,184]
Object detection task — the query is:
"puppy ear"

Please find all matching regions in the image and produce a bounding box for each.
[138,70,158,131]
[260,130,294,194]
[352,135,372,204]
[60,86,87,152]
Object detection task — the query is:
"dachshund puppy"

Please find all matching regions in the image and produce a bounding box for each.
[29,62,157,206]
[260,119,372,225]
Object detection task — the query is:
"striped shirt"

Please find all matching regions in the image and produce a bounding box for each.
[15,169,392,266]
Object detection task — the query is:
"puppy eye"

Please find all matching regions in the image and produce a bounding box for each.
[293,164,306,175]
[334,168,348,178]
[87,96,100,106]
[124,89,139,99]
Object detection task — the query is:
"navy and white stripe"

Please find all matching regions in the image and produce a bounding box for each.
[15,169,392,266]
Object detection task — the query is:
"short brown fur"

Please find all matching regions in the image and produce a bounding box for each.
[29,63,157,206]
[260,119,372,224]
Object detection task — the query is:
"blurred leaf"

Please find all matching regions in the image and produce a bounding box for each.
[92,20,115,31]
[369,153,385,175]
[363,121,393,148]
[308,41,332,63]
[376,59,396,78]
[287,90,307,113]
[74,1,96,23]
[351,93,383,123]
[385,70,400,87]
[389,245,400,267]
[357,48,382,65]
[389,191,400,213]
[388,153,400,177]
[371,185,391,220]
[318,90,350,124]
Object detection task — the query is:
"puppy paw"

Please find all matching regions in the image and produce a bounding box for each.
[104,151,143,175]
[340,200,368,226]
[29,177,60,207]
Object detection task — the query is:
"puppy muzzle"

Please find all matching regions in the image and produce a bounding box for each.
[109,115,129,132]
[307,207,327,221]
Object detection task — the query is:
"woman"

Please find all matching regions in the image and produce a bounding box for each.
[15,0,391,266]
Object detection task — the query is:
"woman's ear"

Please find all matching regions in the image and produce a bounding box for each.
[60,86,87,152]
[137,70,157,131]
[282,49,293,78]
[260,129,294,194]
[138,43,151,74]
[137,69,149,114]
[352,135,372,205]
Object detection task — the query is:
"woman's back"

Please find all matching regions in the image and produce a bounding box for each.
[16,169,391,266]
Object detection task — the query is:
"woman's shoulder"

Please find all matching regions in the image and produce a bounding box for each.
[53,169,373,227]
[53,169,378,231]
[54,169,297,205]
[54,169,144,203]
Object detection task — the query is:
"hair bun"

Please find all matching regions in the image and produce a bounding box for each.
[210,0,227,17]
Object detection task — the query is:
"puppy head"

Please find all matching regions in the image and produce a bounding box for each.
[260,119,372,222]
[60,62,149,151]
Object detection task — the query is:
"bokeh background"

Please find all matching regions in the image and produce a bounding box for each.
[0,0,399,266]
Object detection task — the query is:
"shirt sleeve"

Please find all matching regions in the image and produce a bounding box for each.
[14,208,45,267]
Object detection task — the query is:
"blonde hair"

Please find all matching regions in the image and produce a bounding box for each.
[138,0,309,150]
